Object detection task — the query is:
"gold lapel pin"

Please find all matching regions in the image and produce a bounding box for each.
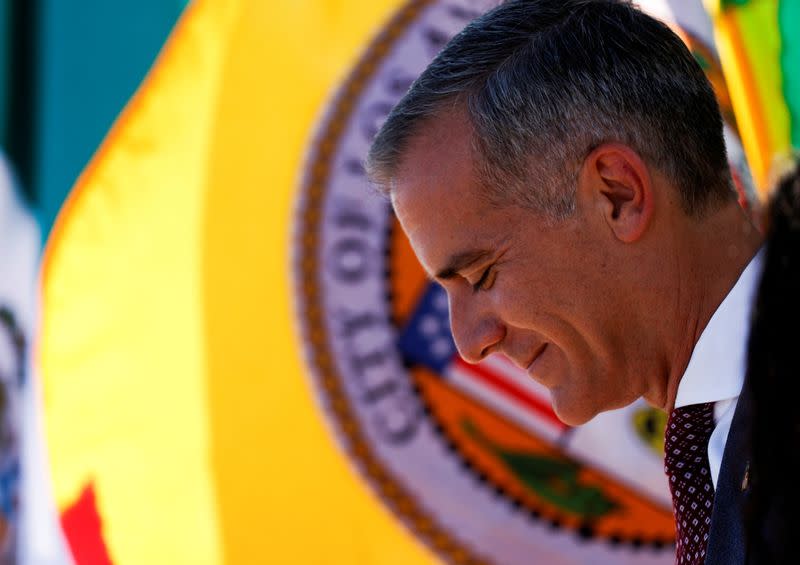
[741,461,750,492]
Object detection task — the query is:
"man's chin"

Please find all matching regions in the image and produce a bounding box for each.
[549,393,598,427]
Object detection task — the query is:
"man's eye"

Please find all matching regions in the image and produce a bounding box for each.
[471,267,495,293]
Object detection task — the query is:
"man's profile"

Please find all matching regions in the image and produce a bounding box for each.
[366,1,763,563]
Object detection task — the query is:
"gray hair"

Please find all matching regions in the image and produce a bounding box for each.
[366,0,735,219]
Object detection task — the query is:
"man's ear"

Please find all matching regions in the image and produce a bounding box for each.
[579,143,654,243]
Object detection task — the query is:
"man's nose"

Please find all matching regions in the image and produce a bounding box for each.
[447,290,504,364]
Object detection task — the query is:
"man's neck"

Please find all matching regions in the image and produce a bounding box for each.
[647,201,763,413]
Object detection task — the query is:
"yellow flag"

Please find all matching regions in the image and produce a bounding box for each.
[40,1,438,563]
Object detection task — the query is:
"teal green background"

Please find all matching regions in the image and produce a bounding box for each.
[779,0,800,148]
[0,2,10,148]
[1,0,188,236]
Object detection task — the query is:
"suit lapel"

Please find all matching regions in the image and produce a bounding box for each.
[705,379,751,565]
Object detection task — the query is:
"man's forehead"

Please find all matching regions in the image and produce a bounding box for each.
[388,107,519,278]
[392,180,513,282]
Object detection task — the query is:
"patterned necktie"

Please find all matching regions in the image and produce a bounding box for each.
[664,402,716,565]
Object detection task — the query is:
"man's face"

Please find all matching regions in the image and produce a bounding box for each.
[391,113,645,425]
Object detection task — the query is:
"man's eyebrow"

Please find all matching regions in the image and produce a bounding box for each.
[435,249,492,280]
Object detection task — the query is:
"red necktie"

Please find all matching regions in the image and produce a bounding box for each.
[664,402,716,565]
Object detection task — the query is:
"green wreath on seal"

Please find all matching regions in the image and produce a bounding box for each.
[461,419,618,519]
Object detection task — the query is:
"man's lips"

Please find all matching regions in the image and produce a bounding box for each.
[525,343,549,375]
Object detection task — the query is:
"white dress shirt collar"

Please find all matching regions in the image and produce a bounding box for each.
[674,250,764,409]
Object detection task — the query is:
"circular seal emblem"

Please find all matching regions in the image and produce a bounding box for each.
[293,2,748,563]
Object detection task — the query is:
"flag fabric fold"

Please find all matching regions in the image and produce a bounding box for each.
[39,0,438,563]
